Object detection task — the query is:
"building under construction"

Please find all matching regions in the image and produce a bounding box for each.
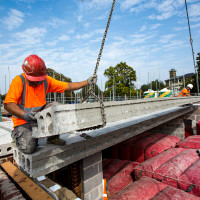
[1,97,200,199]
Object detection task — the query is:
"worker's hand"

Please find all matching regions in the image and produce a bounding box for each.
[87,75,97,85]
[24,112,37,125]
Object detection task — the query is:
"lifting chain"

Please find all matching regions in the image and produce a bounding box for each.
[81,0,116,128]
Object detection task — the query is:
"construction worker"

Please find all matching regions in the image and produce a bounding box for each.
[4,55,97,154]
[178,84,193,97]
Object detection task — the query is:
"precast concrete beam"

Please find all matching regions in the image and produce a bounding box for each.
[32,96,200,138]
[0,143,13,157]
[14,105,196,177]
[0,123,13,157]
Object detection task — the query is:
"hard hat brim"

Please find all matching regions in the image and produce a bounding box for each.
[26,74,46,81]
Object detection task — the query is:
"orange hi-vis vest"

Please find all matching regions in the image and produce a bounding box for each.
[13,74,48,127]
[103,179,108,200]
[4,73,68,128]
[178,88,190,97]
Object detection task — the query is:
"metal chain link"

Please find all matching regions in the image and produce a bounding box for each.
[93,0,116,77]
[81,0,116,128]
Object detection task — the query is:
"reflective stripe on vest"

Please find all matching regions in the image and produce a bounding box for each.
[17,74,48,113]
[103,179,108,200]
[178,89,188,97]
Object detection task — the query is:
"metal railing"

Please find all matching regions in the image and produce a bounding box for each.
[46,92,199,105]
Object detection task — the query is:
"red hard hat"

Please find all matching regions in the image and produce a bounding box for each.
[22,55,47,81]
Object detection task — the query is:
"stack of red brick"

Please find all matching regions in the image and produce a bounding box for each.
[103,132,200,199]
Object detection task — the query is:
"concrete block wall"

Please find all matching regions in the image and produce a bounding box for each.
[81,151,103,200]
[150,107,200,140]
[150,117,185,140]
[184,108,200,121]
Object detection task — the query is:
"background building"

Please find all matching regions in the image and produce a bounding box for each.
[165,69,194,95]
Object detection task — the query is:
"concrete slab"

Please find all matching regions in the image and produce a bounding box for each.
[0,121,13,157]
[14,105,196,177]
[32,97,200,138]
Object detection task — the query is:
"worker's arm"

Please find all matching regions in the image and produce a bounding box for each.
[65,75,97,91]
[65,80,88,91]
[185,93,191,96]
[4,102,25,119]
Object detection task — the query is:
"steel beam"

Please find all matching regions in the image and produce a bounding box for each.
[32,97,200,138]
[14,105,196,177]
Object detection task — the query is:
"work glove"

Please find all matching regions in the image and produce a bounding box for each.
[24,112,37,125]
[87,75,97,86]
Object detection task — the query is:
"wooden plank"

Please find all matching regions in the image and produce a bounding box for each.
[1,161,54,200]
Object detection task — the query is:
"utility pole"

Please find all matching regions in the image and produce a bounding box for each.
[8,66,10,87]
[0,90,2,122]
[5,75,6,94]
[113,74,115,101]
[173,71,176,96]
[178,76,180,91]
[129,77,131,100]
[158,66,160,90]
[183,69,185,88]
[53,72,56,102]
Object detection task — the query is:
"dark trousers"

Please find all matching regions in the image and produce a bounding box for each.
[12,123,38,154]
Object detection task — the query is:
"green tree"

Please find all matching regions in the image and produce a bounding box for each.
[47,68,74,102]
[77,85,103,102]
[104,62,136,97]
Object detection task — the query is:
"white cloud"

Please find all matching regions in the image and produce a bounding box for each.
[85,0,113,9]
[149,11,175,20]
[162,40,185,51]
[77,15,82,22]
[75,33,93,40]
[159,34,176,43]
[139,25,147,32]
[157,0,174,13]
[46,40,58,46]
[120,0,142,10]
[12,27,47,47]
[17,0,35,2]
[191,23,200,29]
[44,17,67,28]
[95,14,107,21]
[2,9,24,30]
[58,35,70,41]
[189,3,200,17]
[150,23,162,30]
[75,29,104,40]
[83,22,90,28]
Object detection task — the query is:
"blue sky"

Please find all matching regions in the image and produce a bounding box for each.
[0,0,200,94]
